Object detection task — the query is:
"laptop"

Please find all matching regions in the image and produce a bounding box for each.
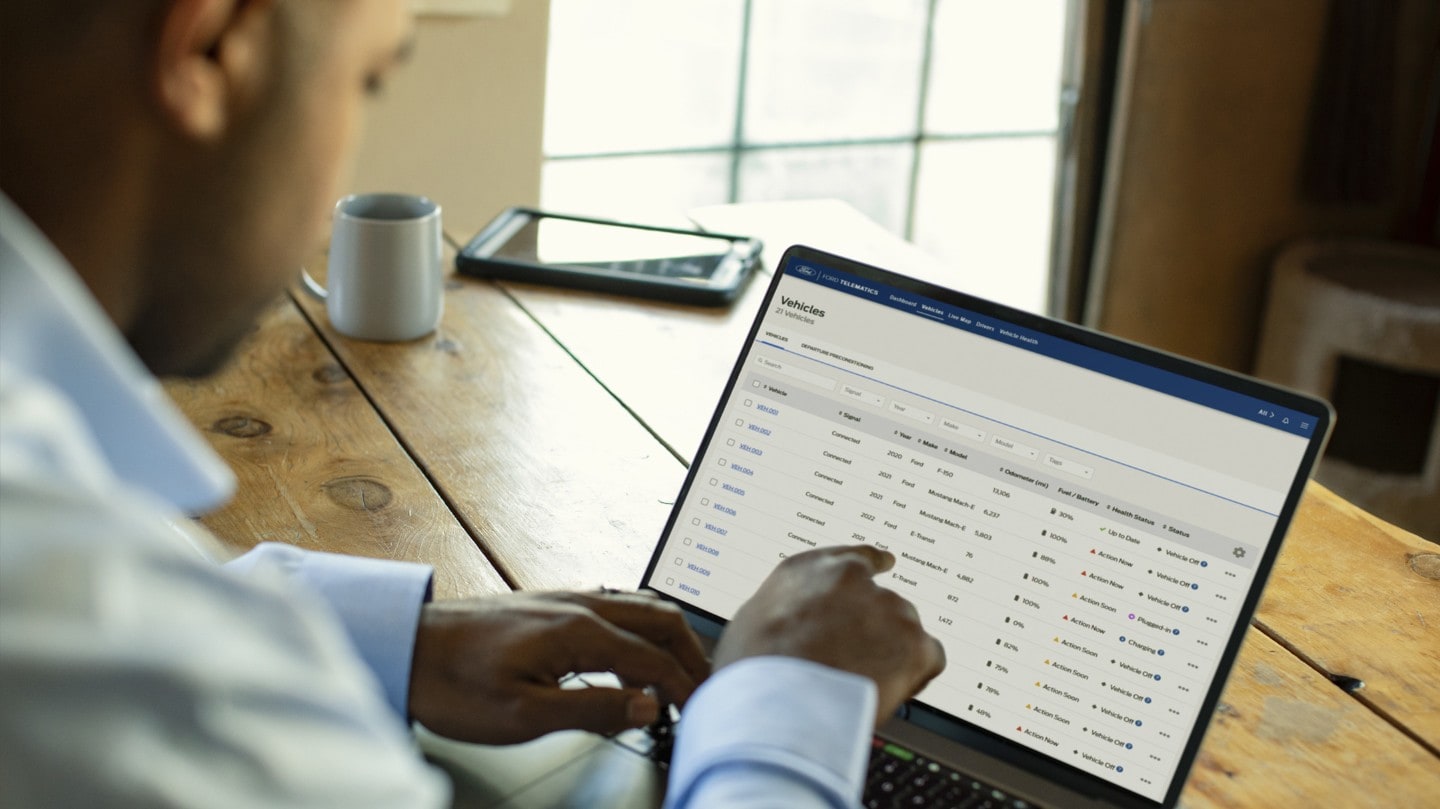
[423,244,1332,808]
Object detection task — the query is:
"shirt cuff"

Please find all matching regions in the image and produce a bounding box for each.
[225,543,434,719]
[666,656,876,809]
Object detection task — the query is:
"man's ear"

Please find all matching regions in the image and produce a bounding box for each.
[152,0,279,142]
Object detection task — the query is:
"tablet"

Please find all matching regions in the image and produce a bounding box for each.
[456,208,762,306]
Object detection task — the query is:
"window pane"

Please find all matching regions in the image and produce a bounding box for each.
[911,136,1056,312]
[925,0,1066,135]
[737,143,913,234]
[744,0,928,143]
[541,154,732,224]
[544,0,744,155]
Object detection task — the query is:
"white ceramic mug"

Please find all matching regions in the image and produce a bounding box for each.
[303,193,443,341]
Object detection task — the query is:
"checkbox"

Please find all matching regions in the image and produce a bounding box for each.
[691,517,700,526]
[673,557,683,566]
[718,458,727,466]
[683,538,692,546]
[735,419,744,426]
[709,478,718,486]
[744,399,752,406]
[665,577,675,585]
[700,498,710,506]
[752,381,759,387]
[726,438,735,446]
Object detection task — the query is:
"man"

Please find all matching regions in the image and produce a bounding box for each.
[0,1,945,806]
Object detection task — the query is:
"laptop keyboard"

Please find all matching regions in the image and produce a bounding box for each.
[865,738,1036,809]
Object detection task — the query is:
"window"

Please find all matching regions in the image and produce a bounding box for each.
[542,0,1068,312]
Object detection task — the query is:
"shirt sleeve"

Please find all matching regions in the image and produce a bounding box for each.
[666,656,877,809]
[0,486,449,808]
[225,542,434,719]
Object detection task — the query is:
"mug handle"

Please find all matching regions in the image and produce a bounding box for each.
[299,267,328,300]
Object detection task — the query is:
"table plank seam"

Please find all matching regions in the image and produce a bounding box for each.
[1251,617,1440,758]
[491,279,693,470]
[286,289,523,593]
[444,227,697,467]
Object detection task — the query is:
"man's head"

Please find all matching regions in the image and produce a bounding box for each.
[0,0,413,375]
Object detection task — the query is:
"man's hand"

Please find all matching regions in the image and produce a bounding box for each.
[408,591,709,745]
[713,545,946,724]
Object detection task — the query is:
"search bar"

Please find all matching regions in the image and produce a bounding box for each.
[756,356,836,391]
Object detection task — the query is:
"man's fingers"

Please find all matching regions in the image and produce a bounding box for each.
[516,684,660,737]
[562,592,711,688]
[551,613,699,707]
[926,636,947,682]
[796,543,895,574]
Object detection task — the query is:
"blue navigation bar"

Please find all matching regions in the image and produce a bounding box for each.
[784,258,1319,438]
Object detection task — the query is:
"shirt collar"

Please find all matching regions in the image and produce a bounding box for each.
[0,193,235,514]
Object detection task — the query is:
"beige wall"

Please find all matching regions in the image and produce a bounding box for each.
[346,1,551,241]
[1088,0,1436,373]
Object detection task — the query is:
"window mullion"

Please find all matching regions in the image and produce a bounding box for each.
[905,0,942,242]
[728,0,757,205]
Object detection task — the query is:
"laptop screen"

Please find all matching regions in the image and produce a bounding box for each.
[643,246,1330,805]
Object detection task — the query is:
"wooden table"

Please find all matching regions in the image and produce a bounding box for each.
[164,201,1440,807]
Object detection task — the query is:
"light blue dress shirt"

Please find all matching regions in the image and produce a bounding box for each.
[0,192,876,807]
[670,656,875,808]
[0,193,432,719]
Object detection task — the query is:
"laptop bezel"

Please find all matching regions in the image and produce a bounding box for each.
[640,244,1334,809]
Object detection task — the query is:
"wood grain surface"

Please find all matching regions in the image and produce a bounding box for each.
[1255,482,1440,752]
[292,254,688,593]
[1180,625,1440,808]
[163,298,508,600]
[495,200,972,467]
[494,275,771,463]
